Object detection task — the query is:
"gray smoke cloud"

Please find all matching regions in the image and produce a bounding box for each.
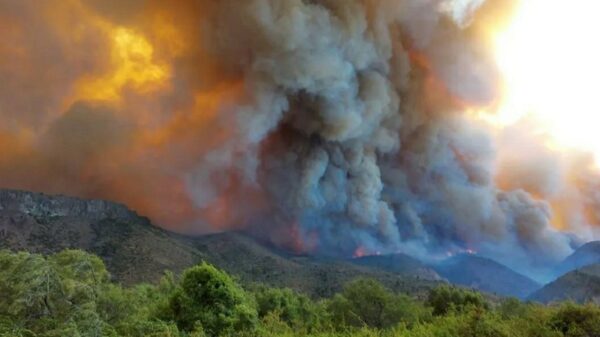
[178,0,573,279]
[0,0,590,281]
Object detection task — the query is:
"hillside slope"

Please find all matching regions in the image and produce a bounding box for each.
[350,253,442,281]
[530,264,600,304]
[432,254,541,299]
[554,241,600,276]
[0,189,439,297]
[0,189,203,285]
[193,233,441,297]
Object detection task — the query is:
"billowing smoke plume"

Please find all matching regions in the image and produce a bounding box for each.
[0,0,596,280]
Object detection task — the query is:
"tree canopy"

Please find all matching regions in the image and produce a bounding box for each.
[1,249,600,337]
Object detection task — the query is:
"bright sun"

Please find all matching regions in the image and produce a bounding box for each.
[493,0,600,162]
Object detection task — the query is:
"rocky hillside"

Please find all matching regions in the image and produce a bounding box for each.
[0,189,203,285]
[432,254,541,299]
[530,264,600,304]
[0,189,440,297]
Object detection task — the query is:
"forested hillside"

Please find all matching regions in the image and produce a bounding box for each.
[0,189,441,298]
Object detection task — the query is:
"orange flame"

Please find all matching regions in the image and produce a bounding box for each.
[353,246,367,258]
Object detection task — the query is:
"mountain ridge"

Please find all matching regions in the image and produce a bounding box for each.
[530,264,600,304]
[0,189,440,298]
[431,254,541,299]
[554,240,600,276]
[5,188,579,300]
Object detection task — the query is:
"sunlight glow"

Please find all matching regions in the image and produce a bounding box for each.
[76,27,169,102]
[492,0,600,162]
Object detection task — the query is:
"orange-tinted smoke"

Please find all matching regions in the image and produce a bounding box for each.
[0,0,485,235]
[0,0,259,233]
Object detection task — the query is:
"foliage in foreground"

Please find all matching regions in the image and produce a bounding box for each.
[1,249,600,337]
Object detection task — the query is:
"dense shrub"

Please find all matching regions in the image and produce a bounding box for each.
[549,303,600,337]
[328,278,431,329]
[254,286,323,330]
[169,262,258,336]
[2,249,600,337]
[427,285,488,315]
